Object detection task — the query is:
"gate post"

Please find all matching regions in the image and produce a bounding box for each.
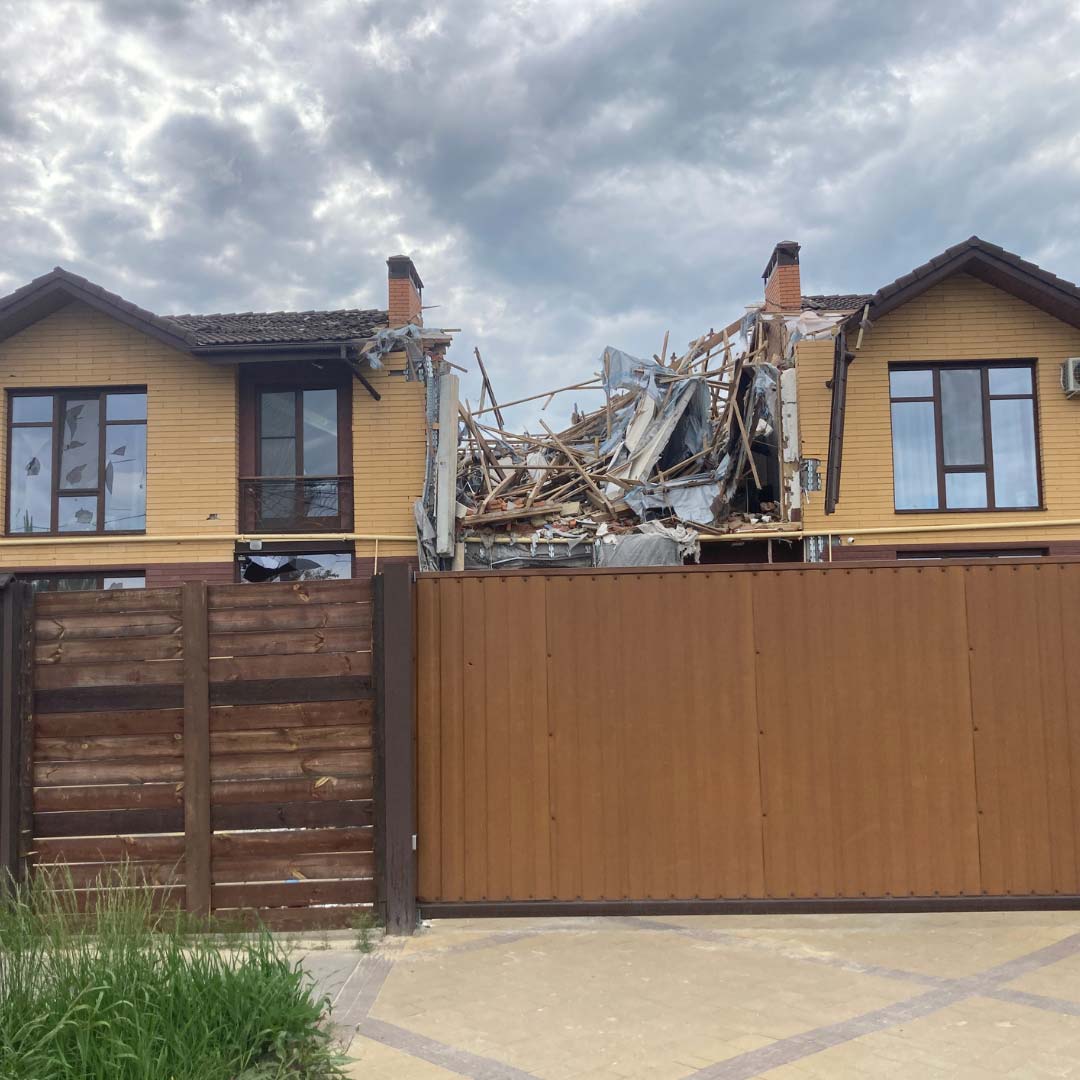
[1,577,34,897]
[373,562,417,935]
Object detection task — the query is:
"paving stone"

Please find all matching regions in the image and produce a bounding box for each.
[300,912,1080,1080]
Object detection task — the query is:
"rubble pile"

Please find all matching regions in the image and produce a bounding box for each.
[455,308,801,565]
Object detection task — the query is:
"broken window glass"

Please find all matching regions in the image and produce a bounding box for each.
[60,398,100,491]
[6,389,147,534]
[104,422,147,531]
[9,426,53,533]
[239,551,352,583]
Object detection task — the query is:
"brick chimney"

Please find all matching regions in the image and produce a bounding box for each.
[387,255,423,328]
[762,241,801,312]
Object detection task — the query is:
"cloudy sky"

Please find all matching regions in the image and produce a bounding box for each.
[2,0,1080,425]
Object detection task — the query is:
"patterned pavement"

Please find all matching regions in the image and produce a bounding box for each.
[300,912,1080,1079]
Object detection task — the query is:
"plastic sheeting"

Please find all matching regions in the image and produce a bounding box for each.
[600,346,665,401]
[624,475,720,526]
[364,323,426,373]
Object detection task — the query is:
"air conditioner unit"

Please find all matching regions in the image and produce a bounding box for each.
[1063,358,1080,397]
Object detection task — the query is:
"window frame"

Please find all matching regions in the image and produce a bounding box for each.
[17,570,146,592]
[237,364,354,534]
[6,386,148,537]
[234,541,354,584]
[888,360,1043,514]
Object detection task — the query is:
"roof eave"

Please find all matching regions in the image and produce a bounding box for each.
[0,271,197,352]
[846,240,1080,333]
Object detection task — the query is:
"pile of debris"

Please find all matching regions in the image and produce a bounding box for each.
[454,306,817,568]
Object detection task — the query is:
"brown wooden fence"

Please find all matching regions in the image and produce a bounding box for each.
[1,568,416,931]
[416,560,1080,912]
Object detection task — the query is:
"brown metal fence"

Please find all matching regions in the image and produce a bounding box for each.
[416,560,1080,912]
[0,568,417,932]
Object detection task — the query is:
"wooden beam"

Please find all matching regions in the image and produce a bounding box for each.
[374,563,417,934]
[182,581,211,918]
[0,579,33,897]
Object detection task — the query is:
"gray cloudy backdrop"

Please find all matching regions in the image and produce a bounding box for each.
[2,0,1080,424]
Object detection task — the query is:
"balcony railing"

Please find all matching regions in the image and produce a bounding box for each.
[239,476,354,533]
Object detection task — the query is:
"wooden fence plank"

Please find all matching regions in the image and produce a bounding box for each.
[34,588,181,616]
[212,851,374,883]
[209,749,373,782]
[34,799,373,837]
[182,581,211,917]
[35,759,185,786]
[209,628,368,658]
[36,708,185,738]
[217,905,372,930]
[212,799,373,830]
[35,685,185,714]
[35,611,182,642]
[35,834,185,863]
[209,652,371,683]
[210,776,372,805]
[213,879,374,910]
[212,827,373,857]
[209,676,372,708]
[209,603,372,634]
[36,635,184,665]
[209,700,372,732]
[207,580,372,609]
[36,732,184,761]
[35,807,185,837]
[210,724,371,755]
[34,782,183,813]
[35,660,183,690]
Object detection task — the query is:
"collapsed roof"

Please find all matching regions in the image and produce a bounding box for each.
[453,305,838,567]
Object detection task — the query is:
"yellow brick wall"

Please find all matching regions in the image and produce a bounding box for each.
[351,349,426,559]
[798,273,1080,551]
[0,301,424,571]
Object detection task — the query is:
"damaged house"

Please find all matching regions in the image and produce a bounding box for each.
[444,236,1080,567]
[0,255,454,588]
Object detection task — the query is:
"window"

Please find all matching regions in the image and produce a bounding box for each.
[239,379,352,533]
[237,550,352,583]
[7,389,147,535]
[20,572,146,592]
[889,364,1039,511]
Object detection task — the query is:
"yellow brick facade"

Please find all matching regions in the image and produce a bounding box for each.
[0,301,423,577]
[798,273,1080,553]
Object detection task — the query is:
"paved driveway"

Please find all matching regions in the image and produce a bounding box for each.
[308,911,1080,1079]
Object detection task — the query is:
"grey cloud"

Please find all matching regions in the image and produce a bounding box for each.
[3,0,1080,417]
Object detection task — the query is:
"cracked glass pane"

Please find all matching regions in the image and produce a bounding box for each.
[58,495,98,532]
[9,427,53,533]
[60,398,100,490]
[104,423,147,531]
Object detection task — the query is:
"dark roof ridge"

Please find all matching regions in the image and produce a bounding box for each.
[840,236,1080,332]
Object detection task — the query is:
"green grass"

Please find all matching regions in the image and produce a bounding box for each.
[350,912,381,955]
[0,872,345,1080]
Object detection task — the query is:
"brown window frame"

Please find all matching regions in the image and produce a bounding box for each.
[888,360,1043,514]
[6,387,148,537]
[237,364,354,533]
